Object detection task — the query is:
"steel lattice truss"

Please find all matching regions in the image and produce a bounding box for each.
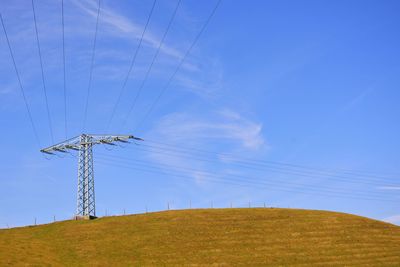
[76,134,95,217]
[41,134,142,218]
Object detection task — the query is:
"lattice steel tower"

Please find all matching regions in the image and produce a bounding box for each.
[40,134,142,219]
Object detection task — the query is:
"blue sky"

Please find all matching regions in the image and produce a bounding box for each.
[0,0,399,228]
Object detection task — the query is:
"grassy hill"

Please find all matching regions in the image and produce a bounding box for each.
[1,208,400,266]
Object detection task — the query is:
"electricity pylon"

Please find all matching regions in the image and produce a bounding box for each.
[40,134,142,219]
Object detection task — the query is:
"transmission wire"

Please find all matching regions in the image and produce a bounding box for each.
[31,0,54,143]
[61,0,68,139]
[82,0,101,132]
[100,147,397,186]
[134,0,222,132]
[119,0,182,131]
[97,152,396,190]
[96,159,394,202]
[143,139,399,179]
[105,0,157,132]
[1,13,41,148]
[134,141,398,182]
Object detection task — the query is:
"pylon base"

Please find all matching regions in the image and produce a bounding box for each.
[74,215,97,220]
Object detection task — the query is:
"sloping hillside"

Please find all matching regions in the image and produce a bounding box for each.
[1,208,399,266]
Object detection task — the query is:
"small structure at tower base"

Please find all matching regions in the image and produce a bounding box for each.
[74,215,97,220]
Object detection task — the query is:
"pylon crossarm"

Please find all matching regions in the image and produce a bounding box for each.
[100,140,116,145]
[87,135,140,145]
[40,135,81,153]
[40,134,141,154]
[65,145,80,151]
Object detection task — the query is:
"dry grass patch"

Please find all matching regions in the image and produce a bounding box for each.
[0,208,399,266]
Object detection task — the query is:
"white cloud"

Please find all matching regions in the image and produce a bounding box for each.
[174,74,221,99]
[383,215,400,225]
[174,57,224,99]
[0,84,16,95]
[341,87,374,112]
[377,186,400,190]
[154,109,265,150]
[141,109,266,186]
[71,0,183,60]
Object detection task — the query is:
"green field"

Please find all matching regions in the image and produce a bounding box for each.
[1,208,399,266]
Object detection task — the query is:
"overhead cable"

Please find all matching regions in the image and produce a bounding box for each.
[122,144,397,185]
[96,153,395,197]
[119,0,182,131]
[82,0,102,132]
[61,0,68,138]
[31,0,54,143]
[142,139,399,180]
[105,0,158,132]
[1,13,41,147]
[96,158,395,202]
[134,0,222,132]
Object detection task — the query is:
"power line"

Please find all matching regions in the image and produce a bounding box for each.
[134,0,222,132]
[61,0,68,139]
[1,13,41,147]
[97,150,397,188]
[143,139,399,180]
[83,0,101,132]
[105,0,157,132]
[96,152,395,196]
[95,158,395,202]
[123,144,396,186]
[119,0,182,131]
[31,0,54,143]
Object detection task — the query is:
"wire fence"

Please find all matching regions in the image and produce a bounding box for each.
[1,201,279,230]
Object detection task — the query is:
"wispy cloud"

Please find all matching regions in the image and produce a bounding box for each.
[71,0,183,60]
[340,87,375,112]
[142,108,266,186]
[377,186,400,190]
[0,84,17,96]
[383,214,400,225]
[153,109,265,150]
[174,73,221,99]
[174,57,224,99]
